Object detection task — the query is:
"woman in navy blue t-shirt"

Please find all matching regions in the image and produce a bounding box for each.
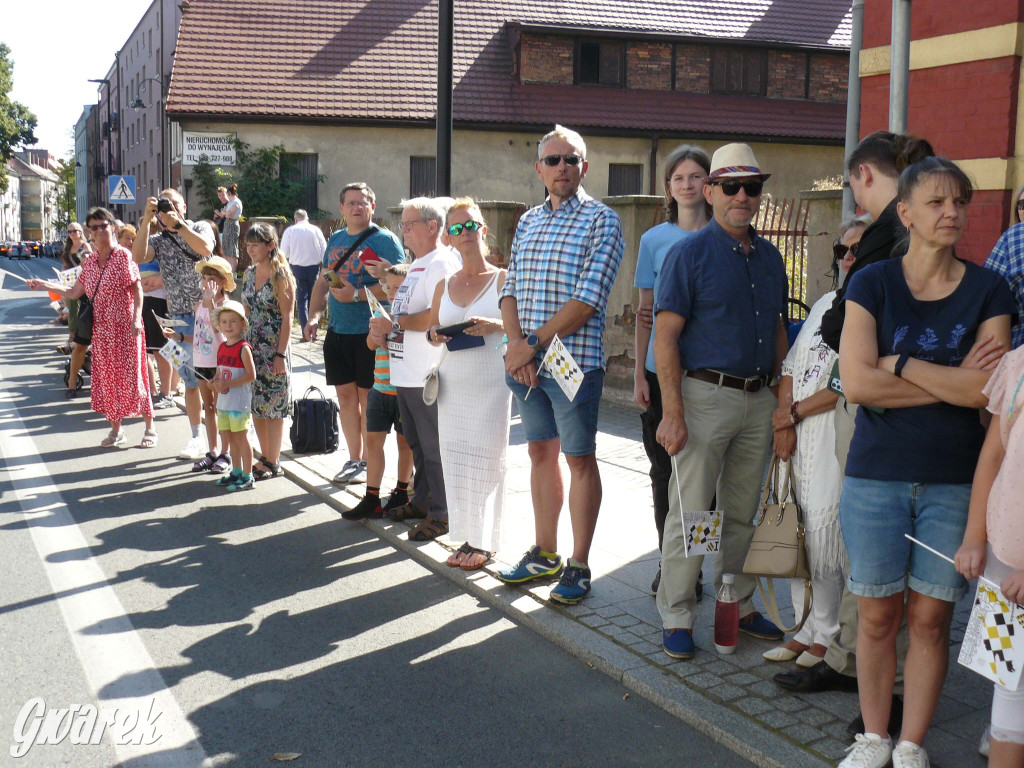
[838,157,1015,768]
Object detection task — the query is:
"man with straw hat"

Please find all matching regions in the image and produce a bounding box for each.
[654,142,788,659]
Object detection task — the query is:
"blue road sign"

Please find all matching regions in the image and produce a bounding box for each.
[108,175,137,204]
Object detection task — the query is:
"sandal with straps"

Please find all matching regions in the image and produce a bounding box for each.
[139,429,158,449]
[252,458,282,480]
[408,517,449,542]
[460,545,492,572]
[387,501,427,522]
[101,431,126,448]
[447,542,474,567]
[192,451,217,472]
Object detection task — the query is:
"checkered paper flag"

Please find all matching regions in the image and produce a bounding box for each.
[542,334,584,402]
[958,580,1023,691]
[682,510,722,557]
[54,266,81,288]
[158,339,189,370]
[366,291,391,322]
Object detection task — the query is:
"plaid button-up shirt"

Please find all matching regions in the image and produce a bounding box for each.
[500,188,624,373]
[986,221,1024,349]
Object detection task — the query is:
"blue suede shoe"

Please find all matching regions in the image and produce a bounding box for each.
[663,628,695,659]
[739,611,784,641]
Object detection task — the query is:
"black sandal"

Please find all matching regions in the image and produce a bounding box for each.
[252,458,282,480]
[408,517,449,542]
[447,542,474,567]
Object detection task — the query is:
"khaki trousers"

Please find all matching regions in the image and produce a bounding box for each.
[657,376,775,629]
[826,396,908,681]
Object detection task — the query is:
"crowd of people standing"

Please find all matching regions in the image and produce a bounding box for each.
[22,122,1024,768]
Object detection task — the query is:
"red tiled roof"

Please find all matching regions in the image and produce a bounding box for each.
[167,0,850,141]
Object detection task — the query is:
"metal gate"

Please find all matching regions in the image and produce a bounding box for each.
[754,196,810,321]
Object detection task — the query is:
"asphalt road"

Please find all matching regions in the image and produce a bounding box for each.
[0,262,754,768]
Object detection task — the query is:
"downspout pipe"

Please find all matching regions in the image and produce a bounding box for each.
[889,0,911,133]
[843,0,864,216]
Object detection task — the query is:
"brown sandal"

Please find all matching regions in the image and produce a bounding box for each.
[388,501,427,522]
[447,542,473,567]
[460,546,492,571]
[408,517,449,542]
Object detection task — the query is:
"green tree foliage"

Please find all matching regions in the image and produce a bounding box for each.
[0,44,38,194]
[54,157,76,232]
[190,137,326,220]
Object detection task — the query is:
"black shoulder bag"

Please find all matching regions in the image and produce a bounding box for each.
[75,259,111,344]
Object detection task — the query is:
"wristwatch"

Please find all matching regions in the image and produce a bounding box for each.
[526,333,545,353]
[274,352,286,360]
[392,318,402,332]
[894,352,910,378]
[172,221,184,231]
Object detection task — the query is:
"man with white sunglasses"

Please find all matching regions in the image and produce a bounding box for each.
[497,124,624,605]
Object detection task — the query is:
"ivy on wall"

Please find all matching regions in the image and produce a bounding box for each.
[191,138,327,220]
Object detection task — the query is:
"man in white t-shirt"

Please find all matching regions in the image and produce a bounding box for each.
[280,209,328,340]
[368,197,459,541]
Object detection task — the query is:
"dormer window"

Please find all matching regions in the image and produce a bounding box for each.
[576,40,624,86]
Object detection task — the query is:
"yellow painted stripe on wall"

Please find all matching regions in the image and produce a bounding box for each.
[860,22,1024,77]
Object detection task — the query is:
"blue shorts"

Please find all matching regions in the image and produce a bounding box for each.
[173,313,198,390]
[839,477,970,603]
[505,368,603,457]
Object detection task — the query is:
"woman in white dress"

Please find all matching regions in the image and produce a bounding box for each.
[762,215,869,666]
[427,198,510,570]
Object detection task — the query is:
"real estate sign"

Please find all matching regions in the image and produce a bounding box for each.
[182,133,236,166]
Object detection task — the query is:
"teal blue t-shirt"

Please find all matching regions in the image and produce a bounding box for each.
[323,225,404,334]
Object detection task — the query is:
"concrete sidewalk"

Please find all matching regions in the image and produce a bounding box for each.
[276,335,990,768]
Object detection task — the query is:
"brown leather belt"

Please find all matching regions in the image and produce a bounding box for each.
[686,369,769,393]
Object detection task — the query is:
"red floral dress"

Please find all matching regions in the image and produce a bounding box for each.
[78,248,153,421]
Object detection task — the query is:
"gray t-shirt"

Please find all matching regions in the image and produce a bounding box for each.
[146,220,216,316]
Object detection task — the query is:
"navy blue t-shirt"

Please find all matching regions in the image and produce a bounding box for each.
[844,258,1016,484]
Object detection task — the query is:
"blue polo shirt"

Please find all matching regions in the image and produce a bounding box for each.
[655,218,787,378]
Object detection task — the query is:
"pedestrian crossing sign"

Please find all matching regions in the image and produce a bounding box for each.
[108,175,136,203]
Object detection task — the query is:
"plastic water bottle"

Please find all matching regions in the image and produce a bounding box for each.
[714,573,739,654]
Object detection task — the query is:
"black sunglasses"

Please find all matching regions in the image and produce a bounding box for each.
[540,154,582,167]
[709,180,764,197]
[446,220,483,236]
[833,240,861,260]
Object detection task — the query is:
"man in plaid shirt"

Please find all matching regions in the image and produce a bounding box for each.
[496,124,625,604]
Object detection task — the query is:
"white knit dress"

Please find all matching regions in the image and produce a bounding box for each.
[436,274,511,552]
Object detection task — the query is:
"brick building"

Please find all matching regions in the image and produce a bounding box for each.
[858,0,1024,262]
[165,0,853,215]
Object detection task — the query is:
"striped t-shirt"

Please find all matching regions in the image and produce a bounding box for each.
[373,347,396,395]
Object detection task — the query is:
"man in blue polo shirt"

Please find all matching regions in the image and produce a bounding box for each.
[654,143,788,659]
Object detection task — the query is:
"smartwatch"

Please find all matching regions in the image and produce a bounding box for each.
[526,333,545,353]
[894,352,910,378]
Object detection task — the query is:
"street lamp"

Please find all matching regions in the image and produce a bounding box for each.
[129,76,163,110]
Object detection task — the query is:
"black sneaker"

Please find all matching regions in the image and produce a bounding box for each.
[342,495,383,521]
[383,489,409,513]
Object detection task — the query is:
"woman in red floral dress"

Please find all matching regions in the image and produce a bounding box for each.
[29,208,156,447]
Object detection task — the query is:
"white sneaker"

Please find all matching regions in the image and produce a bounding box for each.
[332,459,366,485]
[892,741,929,768]
[178,436,206,460]
[839,733,892,768]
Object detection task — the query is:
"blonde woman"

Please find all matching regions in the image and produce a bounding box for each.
[427,198,510,569]
[241,223,294,479]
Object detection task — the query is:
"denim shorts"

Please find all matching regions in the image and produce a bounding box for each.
[173,313,199,390]
[839,476,970,603]
[365,388,402,435]
[505,368,603,456]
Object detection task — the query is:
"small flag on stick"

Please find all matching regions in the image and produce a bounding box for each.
[542,334,584,402]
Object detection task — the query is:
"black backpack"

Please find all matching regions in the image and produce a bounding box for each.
[289,386,340,454]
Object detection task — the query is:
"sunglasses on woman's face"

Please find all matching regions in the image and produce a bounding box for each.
[833,240,861,260]
[446,221,483,236]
